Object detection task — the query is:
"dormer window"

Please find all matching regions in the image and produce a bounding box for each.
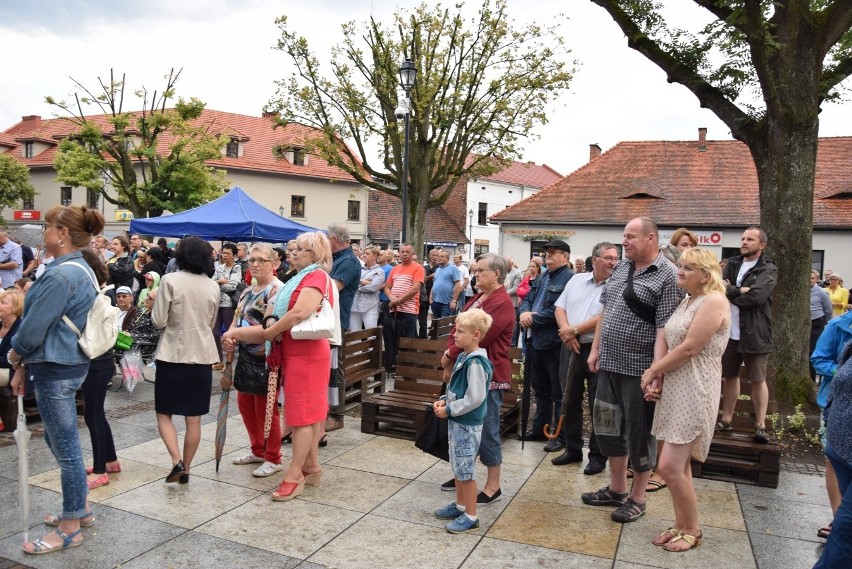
[226,139,239,158]
[24,142,34,159]
[292,147,305,166]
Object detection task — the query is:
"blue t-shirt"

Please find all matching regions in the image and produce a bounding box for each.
[379,264,393,301]
[331,247,361,331]
[431,264,460,304]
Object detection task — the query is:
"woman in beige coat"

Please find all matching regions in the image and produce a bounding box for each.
[151,236,220,484]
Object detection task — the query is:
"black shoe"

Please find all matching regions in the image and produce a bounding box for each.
[441,479,456,491]
[318,435,328,448]
[281,433,292,445]
[584,460,607,475]
[518,431,547,442]
[551,451,583,465]
[165,460,185,483]
[754,427,769,444]
[476,488,502,505]
[543,439,566,453]
[178,473,189,484]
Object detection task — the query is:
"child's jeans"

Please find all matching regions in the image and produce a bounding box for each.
[449,421,482,481]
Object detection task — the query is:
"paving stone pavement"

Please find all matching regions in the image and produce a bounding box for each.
[0,378,834,568]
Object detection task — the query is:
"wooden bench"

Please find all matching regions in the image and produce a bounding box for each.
[428,315,457,340]
[361,337,446,439]
[499,347,524,437]
[691,373,781,488]
[337,327,386,409]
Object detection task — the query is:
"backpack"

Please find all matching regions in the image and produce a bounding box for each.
[60,261,121,358]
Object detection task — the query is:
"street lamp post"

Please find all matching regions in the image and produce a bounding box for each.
[279,205,285,217]
[468,208,474,260]
[397,58,416,244]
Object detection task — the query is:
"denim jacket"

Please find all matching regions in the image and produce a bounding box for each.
[519,264,574,350]
[12,250,97,366]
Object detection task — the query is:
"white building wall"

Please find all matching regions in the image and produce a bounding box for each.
[466,180,540,259]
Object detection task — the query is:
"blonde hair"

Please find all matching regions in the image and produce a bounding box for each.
[249,242,276,262]
[296,231,332,272]
[679,248,726,296]
[0,289,25,317]
[455,308,493,337]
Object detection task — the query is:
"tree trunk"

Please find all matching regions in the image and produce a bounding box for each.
[748,112,819,403]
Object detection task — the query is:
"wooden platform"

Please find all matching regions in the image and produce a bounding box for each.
[691,376,781,488]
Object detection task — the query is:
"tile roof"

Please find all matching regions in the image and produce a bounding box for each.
[0,110,359,183]
[491,137,852,229]
[367,188,469,245]
[0,133,18,148]
[478,160,562,188]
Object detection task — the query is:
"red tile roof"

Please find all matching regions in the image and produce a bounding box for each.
[0,133,18,148]
[491,137,852,229]
[478,160,562,188]
[0,110,359,183]
[367,188,469,245]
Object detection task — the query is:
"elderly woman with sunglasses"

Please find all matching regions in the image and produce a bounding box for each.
[224,231,337,501]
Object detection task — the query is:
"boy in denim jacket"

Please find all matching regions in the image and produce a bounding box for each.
[433,308,494,533]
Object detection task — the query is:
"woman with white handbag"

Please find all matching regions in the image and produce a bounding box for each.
[224,231,337,502]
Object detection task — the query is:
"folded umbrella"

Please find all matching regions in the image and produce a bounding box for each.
[14,395,31,545]
[214,350,234,473]
[545,350,575,440]
[264,339,283,441]
[519,343,532,450]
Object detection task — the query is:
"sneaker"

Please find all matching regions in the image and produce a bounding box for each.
[754,427,769,443]
[581,486,628,506]
[611,497,646,523]
[253,461,284,477]
[441,479,456,491]
[434,503,465,520]
[232,453,265,465]
[477,488,502,505]
[446,514,480,534]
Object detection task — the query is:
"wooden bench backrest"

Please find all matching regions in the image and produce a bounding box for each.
[394,337,446,396]
[429,315,457,340]
[339,327,383,377]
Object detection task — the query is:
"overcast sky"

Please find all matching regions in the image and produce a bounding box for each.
[1,0,849,176]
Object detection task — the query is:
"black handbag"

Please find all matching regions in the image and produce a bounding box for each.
[233,346,270,394]
[415,405,449,462]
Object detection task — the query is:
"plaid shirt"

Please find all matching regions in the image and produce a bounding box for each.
[598,252,684,376]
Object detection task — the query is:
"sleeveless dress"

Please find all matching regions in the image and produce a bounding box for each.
[651,294,730,462]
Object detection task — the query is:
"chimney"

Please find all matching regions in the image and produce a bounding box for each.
[589,143,601,162]
[20,115,42,132]
[262,110,280,121]
[698,127,707,152]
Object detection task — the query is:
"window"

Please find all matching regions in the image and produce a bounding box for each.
[226,140,239,158]
[60,186,72,206]
[812,250,824,277]
[291,195,305,217]
[22,196,34,210]
[530,240,548,259]
[87,188,99,209]
[24,142,34,159]
[478,202,488,225]
[721,247,740,262]
[474,243,489,255]
[292,147,305,166]
[347,200,360,221]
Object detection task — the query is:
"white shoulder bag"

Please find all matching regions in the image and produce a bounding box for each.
[290,272,337,340]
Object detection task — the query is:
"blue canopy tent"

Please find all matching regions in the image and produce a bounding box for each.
[129,187,318,241]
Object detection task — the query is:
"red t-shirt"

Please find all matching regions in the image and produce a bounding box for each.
[387,262,425,314]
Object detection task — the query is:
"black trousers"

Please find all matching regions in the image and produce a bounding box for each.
[810,316,827,381]
[558,342,605,462]
[529,343,564,445]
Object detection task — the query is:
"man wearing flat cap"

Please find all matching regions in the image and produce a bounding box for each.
[519,239,574,452]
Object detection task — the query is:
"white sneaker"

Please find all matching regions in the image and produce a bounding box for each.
[233,453,264,465]
[252,461,284,477]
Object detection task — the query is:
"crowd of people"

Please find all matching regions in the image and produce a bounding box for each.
[2,206,849,565]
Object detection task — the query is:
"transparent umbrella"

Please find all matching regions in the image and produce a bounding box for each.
[215,351,234,473]
[13,395,31,545]
[12,224,44,250]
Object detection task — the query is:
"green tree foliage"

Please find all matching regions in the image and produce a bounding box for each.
[268,0,574,252]
[48,69,229,218]
[591,0,852,401]
[0,153,36,219]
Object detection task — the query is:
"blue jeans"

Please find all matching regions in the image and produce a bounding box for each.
[478,389,504,466]
[815,446,852,568]
[430,302,452,319]
[449,421,482,481]
[34,373,89,520]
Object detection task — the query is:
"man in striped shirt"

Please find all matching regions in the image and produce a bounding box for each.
[382,243,425,372]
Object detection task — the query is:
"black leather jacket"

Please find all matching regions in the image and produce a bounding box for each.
[724,254,778,353]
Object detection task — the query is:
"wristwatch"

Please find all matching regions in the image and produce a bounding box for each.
[572,327,580,337]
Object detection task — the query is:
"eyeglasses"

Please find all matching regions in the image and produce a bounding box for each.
[43,225,62,233]
[297,248,313,253]
[248,258,273,265]
[595,256,619,262]
[544,250,566,256]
